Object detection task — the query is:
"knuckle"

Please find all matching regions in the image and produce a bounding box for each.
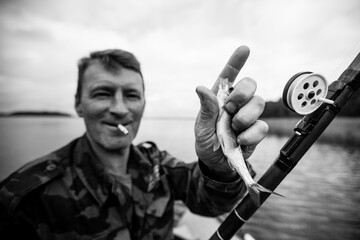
[258,120,269,135]
[242,77,257,90]
[253,95,265,111]
[242,77,256,85]
[232,114,249,131]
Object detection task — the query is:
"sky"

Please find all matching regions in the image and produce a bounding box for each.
[0,0,359,118]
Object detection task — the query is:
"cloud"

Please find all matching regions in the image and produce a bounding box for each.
[0,0,360,116]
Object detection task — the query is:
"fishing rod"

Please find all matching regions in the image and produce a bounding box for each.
[209,51,360,240]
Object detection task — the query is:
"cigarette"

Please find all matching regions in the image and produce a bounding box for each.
[117,124,129,135]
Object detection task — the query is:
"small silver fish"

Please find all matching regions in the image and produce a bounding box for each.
[215,77,281,206]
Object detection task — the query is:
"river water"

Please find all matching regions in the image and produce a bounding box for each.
[0,117,359,240]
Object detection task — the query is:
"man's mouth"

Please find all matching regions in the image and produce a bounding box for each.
[103,121,130,134]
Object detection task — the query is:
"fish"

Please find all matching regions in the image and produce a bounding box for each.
[215,77,282,206]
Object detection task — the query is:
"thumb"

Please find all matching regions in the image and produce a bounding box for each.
[195,86,219,135]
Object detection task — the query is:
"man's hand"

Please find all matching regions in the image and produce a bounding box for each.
[194,46,268,181]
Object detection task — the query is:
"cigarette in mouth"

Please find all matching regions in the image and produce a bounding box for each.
[117,124,129,135]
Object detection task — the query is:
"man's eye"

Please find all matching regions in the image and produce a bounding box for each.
[126,92,141,100]
[93,92,111,98]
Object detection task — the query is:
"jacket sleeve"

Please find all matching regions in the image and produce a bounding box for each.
[0,203,40,240]
[159,150,254,217]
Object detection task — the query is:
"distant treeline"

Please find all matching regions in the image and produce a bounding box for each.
[261,91,360,118]
[0,111,72,117]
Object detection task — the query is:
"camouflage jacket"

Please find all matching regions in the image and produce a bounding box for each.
[0,135,252,240]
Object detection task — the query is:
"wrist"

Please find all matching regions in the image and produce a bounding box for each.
[198,159,239,183]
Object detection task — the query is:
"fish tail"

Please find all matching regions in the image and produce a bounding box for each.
[247,183,284,207]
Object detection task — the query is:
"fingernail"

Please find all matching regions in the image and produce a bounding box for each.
[225,101,236,114]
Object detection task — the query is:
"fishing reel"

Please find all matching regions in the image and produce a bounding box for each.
[282,72,334,115]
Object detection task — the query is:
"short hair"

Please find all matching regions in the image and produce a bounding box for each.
[75,49,143,102]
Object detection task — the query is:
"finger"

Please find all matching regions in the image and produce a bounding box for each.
[236,120,269,146]
[195,86,219,137]
[196,86,218,115]
[225,77,257,114]
[211,46,250,94]
[231,95,265,132]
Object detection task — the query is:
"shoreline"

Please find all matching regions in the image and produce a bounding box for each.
[264,117,360,147]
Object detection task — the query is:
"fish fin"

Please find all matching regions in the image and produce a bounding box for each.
[218,135,226,151]
[212,137,221,152]
[213,136,235,171]
[248,183,284,207]
[227,159,235,170]
[213,130,227,152]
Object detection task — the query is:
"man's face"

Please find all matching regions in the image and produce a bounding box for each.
[75,62,145,151]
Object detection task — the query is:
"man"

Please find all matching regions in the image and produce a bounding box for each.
[0,46,268,239]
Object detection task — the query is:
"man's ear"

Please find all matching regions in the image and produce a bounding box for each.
[75,97,83,117]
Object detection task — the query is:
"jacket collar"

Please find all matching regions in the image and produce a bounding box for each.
[73,135,159,206]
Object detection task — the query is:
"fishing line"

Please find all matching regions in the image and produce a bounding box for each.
[328,39,360,81]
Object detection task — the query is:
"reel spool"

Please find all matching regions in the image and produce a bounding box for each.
[282,72,334,115]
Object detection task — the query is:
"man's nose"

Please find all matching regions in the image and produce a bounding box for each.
[109,94,129,117]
